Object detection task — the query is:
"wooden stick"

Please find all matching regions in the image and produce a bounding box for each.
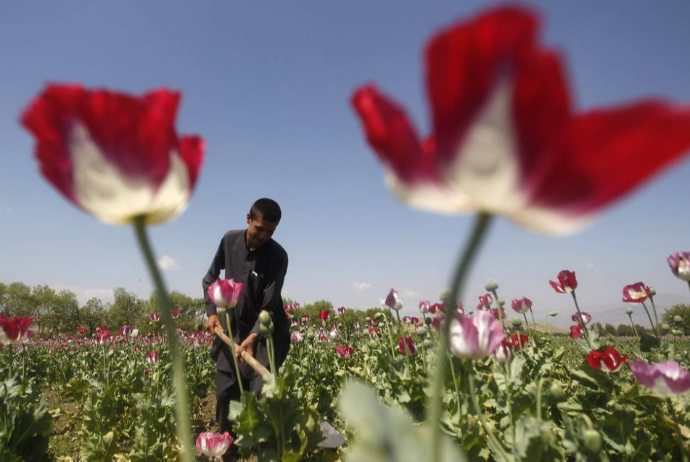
[213,326,272,377]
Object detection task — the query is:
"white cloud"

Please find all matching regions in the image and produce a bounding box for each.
[353,282,372,292]
[157,255,181,271]
[51,285,115,304]
[586,262,597,272]
[402,290,420,299]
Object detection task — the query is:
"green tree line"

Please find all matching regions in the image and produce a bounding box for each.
[0,280,206,337]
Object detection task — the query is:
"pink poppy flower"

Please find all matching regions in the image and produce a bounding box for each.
[571,312,592,325]
[172,308,181,319]
[630,359,690,397]
[668,252,690,282]
[146,351,159,365]
[207,278,244,309]
[21,84,204,225]
[511,297,532,314]
[337,306,346,315]
[550,270,578,293]
[419,301,431,313]
[351,6,690,234]
[478,294,493,309]
[336,345,355,358]
[384,288,403,311]
[448,310,505,359]
[196,431,233,458]
[149,312,161,322]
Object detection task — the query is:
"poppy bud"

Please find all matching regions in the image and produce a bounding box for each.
[484,279,498,291]
[583,430,602,453]
[549,382,565,400]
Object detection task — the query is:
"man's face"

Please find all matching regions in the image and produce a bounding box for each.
[246,213,278,249]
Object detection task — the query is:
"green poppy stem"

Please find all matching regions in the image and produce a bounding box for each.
[133,216,193,462]
[428,212,493,462]
[570,291,592,349]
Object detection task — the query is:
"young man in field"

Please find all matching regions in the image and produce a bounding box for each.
[202,198,291,461]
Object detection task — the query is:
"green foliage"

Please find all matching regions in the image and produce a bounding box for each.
[0,376,52,462]
[107,287,146,331]
[229,370,324,461]
[663,304,690,334]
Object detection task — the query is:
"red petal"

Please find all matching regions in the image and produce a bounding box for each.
[21,84,84,203]
[425,5,539,164]
[351,85,436,184]
[179,135,205,189]
[531,101,690,214]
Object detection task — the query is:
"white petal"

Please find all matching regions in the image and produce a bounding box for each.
[444,79,527,214]
[69,123,191,225]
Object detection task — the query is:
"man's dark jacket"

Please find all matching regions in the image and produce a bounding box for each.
[203,230,290,374]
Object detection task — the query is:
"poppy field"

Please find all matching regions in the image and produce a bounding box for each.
[3,281,690,461]
[4,2,690,461]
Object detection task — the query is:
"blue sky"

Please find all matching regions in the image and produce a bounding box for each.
[1,0,690,327]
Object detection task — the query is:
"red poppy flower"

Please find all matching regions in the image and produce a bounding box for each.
[622,282,651,303]
[319,310,330,322]
[587,347,628,373]
[351,6,690,234]
[21,84,204,225]
[397,336,418,356]
[550,270,578,293]
[0,315,34,344]
[510,333,529,349]
[569,324,583,340]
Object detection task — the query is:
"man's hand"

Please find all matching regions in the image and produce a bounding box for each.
[206,314,222,335]
[236,333,259,363]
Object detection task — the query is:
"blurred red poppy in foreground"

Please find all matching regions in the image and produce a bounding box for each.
[21,84,204,225]
[352,6,690,234]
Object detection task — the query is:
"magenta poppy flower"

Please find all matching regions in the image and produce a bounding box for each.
[76,327,88,336]
[429,303,446,314]
[207,278,244,309]
[587,347,628,373]
[172,308,181,319]
[291,332,304,343]
[478,294,493,309]
[351,6,690,235]
[668,252,690,282]
[397,336,418,356]
[146,351,159,365]
[569,325,583,340]
[550,270,578,293]
[511,333,529,349]
[630,359,690,397]
[384,288,403,311]
[431,313,447,333]
[571,312,592,325]
[96,330,112,344]
[622,282,651,303]
[337,306,346,315]
[196,431,233,458]
[336,345,355,358]
[149,312,161,322]
[448,310,506,359]
[120,325,132,337]
[0,315,34,344]
[21,84,205,225]
[367,326,380,339]
[491,307,506,320]
[511,297,532,314]
[419,301,431,313]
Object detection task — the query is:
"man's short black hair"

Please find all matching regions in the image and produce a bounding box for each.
[249,198,282,223]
